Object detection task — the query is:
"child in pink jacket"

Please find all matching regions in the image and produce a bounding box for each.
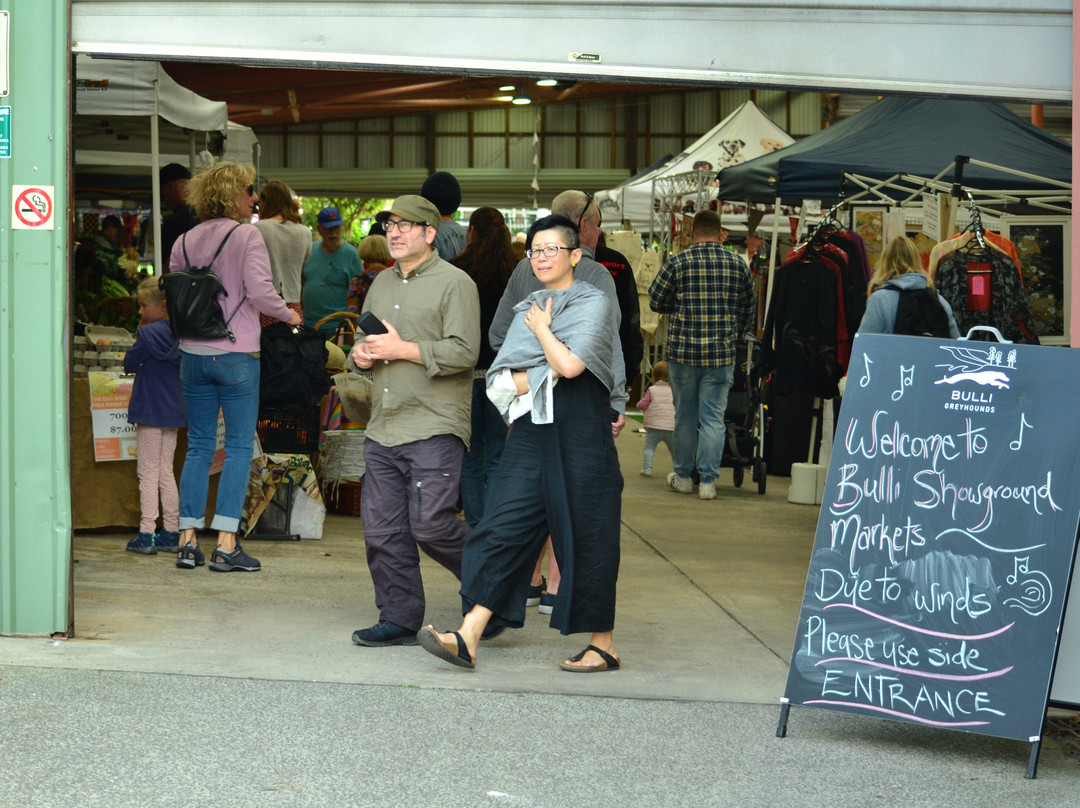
[636,361,675,476]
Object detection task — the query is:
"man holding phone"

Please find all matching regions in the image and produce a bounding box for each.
[347,195,480,648]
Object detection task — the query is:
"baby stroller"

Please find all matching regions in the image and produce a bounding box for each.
[721,333,768,494]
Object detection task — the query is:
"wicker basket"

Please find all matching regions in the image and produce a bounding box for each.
[324,479,362,516]
[314,311,358,347]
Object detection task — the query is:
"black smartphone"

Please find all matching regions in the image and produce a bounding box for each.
[357,311,388,335]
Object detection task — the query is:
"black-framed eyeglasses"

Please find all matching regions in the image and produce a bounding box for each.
[383,219,427,233]
[577,191,600,229]
[526,246,572,259]
[244,185,256,197]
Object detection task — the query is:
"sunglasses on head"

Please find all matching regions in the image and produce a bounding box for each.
[577,191,600,229]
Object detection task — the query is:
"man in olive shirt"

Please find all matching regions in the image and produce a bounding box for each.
[348,195,480,647]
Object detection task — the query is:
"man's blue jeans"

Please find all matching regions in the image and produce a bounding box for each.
[178,352,260,534]
[668,360,734,484]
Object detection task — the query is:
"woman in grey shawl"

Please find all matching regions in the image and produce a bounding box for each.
[418,214,624,673]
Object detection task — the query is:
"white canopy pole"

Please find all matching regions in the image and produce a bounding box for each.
[151,96,163,275]
[764,196,783,323]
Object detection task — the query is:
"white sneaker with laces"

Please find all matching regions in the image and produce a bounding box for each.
[640,468,652,477]
[667,472,694,494]
[699,481,717,500]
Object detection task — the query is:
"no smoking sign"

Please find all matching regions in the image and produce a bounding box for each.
[11,185,54,230]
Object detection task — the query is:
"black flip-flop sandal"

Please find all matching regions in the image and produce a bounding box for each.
[418,626,476,670]
[559,644,621,672]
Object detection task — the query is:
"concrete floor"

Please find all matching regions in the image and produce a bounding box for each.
[6,426,813,702]
[3,428,1079,806]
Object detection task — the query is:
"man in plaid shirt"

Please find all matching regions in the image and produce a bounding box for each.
[648,210,754,500]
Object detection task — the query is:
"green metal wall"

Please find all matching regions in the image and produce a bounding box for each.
[0,0,72,635]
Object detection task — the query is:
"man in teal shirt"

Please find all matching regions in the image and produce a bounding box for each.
[302,206,363,338]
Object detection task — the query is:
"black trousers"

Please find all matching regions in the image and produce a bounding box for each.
[460,372,623,635]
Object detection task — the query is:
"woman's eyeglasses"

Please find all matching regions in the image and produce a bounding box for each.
[526,246,571,259]
[244,185,256,197]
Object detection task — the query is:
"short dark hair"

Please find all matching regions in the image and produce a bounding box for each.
[692,210,723,237]
[525,214,579,251]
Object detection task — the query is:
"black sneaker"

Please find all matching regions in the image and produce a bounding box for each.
[537,591,556,615]
[526,576,547,607]
[176,543,205,569]
[351,621,418,647]
[208,543,260,572]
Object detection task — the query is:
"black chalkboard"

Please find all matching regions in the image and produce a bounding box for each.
[783,333,1080,748]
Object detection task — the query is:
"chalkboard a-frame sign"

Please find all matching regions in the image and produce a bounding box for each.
[778,333,1080,778]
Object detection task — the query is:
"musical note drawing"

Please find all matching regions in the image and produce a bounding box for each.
[859,354,873,388]
[1004,556,1052,617]
[891,365,914,401]
[1010,413,1033,451]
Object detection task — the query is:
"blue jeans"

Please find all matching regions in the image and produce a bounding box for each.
[460,377,509,527]
[178,352,260,534]
[668,360,734,484]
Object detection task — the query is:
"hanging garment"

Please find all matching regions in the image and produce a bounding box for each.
[928,230,1021,277]
[762,259,843,398]
[935,250,1039,343]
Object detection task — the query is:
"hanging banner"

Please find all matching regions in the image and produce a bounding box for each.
[88,372,137,462]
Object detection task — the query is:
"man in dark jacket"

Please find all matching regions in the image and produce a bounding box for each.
[595,234,644,391]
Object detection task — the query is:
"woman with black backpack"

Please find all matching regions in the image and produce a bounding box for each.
[857,235,960,339]
[172,162,301,573]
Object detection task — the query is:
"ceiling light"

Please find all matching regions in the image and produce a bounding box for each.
[536,79,558,87]
[499,84,516,92]
[512,93,533,105]
[495,95,514,102]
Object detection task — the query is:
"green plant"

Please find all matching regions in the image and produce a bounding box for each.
[299,196,389,245]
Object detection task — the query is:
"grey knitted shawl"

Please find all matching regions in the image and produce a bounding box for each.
[487,281,613,423]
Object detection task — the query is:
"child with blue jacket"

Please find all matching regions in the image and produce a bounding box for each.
[124,277,187,554]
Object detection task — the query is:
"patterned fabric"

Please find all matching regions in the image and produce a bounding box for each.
[936,251,1039,343]
[648,242,754,367]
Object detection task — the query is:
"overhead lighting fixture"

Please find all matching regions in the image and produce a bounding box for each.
[512,93,533,105]
[536,79,558,87]
[495,95,514,102]
[499,84,516,92]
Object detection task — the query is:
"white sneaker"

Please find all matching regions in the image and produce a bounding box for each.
[640,468,652,477]
[699,481,717,500]
[667,472,694,494]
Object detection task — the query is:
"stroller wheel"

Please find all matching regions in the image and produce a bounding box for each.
[756,459,768,495]
[732,464,744,488]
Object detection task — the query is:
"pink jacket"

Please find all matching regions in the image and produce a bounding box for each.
[636,380,675,431]
[169,217,292,353]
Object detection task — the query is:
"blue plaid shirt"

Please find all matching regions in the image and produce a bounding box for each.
[648,242,754,367]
